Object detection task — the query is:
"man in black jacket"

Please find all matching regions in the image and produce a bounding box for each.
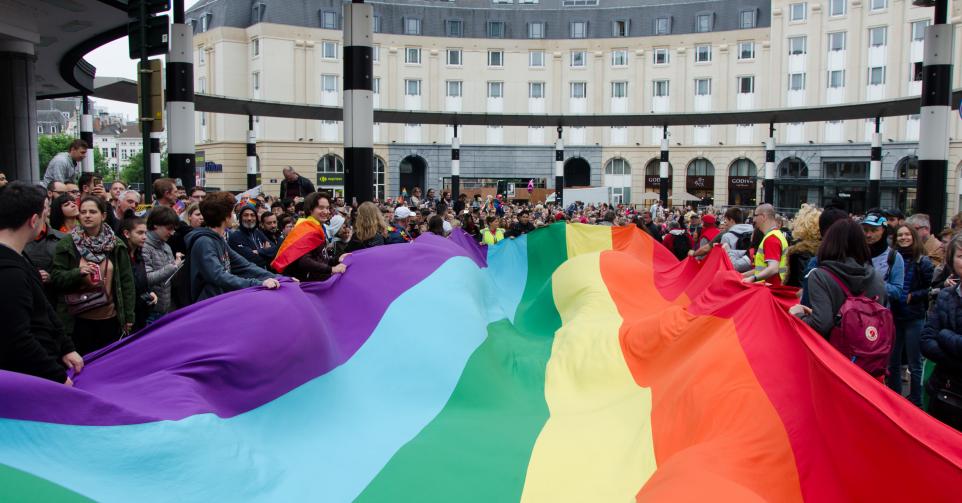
[507,210,536,238]
[0,182,82,385]
[279,166,316,201]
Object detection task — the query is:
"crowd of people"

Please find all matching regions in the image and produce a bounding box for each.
[3,154,962,433]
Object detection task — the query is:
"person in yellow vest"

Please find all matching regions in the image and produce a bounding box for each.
[742,203,789,287]
[481,216,505,246]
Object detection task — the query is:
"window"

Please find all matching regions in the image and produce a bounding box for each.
[737,75,754,94]
[870,0,887,10]
[695,78,711,95]
[789,36,807,55]
[611,49,628,67]
[653,80,669,97]
[488,50,504,67]
[251,39,259,57]
[912,20,929,41]
[829,0,845,16]
[828,32,846,51]
[611,81,628,98]
[404,18,421,35]
[529,81,545,98]
[740,10,756,28]
[790,2,807,21]
[446,20,463,37]
[912,61,924,81]
[655,17,671,35]
[198,76,206,93]
[869,26,887,47]
[373,45,380,63]
[320,10,337,29]
[695,44,712,62]
[200,13,211,32]
[446,80,462,97]
[373,78,381,94]
[570,21,588,38]
[570,82,587,98]
[487,21,506,38]
[321,74,337,93]
[613,20,629,37]
[605,158,630,175]
[868,66,885,85]
[789,73,806,91]
[823,161,868,179]
[570,50,586,68]
[487,81,504,98]
[252,3,266,23]
[405,79,421,96]
[696,14,713,33]
[446,48,462,66]
[738,41,755,60]
[322,41,337,59]
[405,47,421,64]
[828,69,845,88]
[528,22,545,39]
[374,158,385,201]
[654,48,670,65]
[529,50,545,68]
[251,71,260,92]
[563,0,598,4]
[373,15,381,33]
[198,47,206,65]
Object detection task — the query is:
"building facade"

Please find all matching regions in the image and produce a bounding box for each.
[186,0,962,216]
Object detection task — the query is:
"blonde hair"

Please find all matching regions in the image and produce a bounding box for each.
[791,204,822,242]
[354,201,387,241]
[181,202,200,223]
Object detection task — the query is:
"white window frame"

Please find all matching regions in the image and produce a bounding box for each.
[487,81,504,98]
[829,0,846,17]
[868,66,886,86]
[570,81,587,98]
[528,22,545,39]
[870,0,887,11]
[788,73,806,91]
[446,80,462,97]
[404,18,421,35]
[446,48,462,66]
[654,47,670,65]
[405,47,422,65]
[828,70,845,88]
[695,78,712,96]
[828,31,847,51]
[321,74,338,93]
[789,36,807,55]
[737,75,754,94]
[570,50,586,68]
[738,41,755,60]
[869,26,887,47]
[611,49,628,67]
[570,21,588,38]
[695,44,712,63]
[322,41,337,59]
[911,20,929,41]
[488,50,504,67]
[251,39,259,57]
[404,79,422,96]
[653,79,669,97]
[611,81,628,98]
[529,81,545,99]
[789,2,807,22]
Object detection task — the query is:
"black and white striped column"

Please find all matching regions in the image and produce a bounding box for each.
[343,0,374,204]
[80,95,94,173]
[659,126,669,207]
[868,117,882,209]
[166,0,196,190]
[917,0,952,231]
[150,132,162,183]
[247,115,257,189]
[451,125,460,202]
[555,127,564,209]
[763,123,775,205]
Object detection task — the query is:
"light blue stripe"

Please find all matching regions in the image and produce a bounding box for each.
[485,235,529,324]
[0,256,524,502]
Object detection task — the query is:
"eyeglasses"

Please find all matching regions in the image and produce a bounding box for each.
[67,189,81,195]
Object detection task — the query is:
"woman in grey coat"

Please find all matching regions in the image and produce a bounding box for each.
[142,206,183,320]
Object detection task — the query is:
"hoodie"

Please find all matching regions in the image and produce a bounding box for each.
[0,245,74,383]
[799,258,888,340]
[720,223,754,273]
[185,228,275,303]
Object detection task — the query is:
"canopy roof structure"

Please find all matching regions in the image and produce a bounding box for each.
[94,77,962,128]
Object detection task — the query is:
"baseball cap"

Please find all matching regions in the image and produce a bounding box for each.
[394,206,416,219]
[702,214,717,226]
[861,213,887,227]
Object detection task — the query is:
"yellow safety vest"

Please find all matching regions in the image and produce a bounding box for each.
[481,228,505,245]
[754,228,789,283]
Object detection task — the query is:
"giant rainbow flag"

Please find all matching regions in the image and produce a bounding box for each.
[2,223,962,502]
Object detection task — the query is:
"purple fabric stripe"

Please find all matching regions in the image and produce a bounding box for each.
[0,234,478,426]
[448,229,487,268]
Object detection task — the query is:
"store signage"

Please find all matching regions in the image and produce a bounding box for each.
[316,173,345,185]
[646,175,671,187]
[729,177,757,189]
[687,176,713,189]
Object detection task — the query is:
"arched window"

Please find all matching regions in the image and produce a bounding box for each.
[374,156,386,201]
[778,157,808,177]
[317,154,344,173]
[603,157,631,203]
[729,159,757,177]
[896,156,918,179]
[686,158,714,176]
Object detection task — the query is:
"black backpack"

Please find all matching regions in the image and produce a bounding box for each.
[670,232,692,260]
[730,230,753,251]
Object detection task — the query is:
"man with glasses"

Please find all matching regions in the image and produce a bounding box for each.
[742,203,788,286]
[45,181,66,202]
[189,187,207,203]
[906,213,943,267]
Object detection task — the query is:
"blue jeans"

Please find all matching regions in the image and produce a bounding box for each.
[887,318,924,406]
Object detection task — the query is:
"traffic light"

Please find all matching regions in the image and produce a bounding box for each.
[128,0,170,60]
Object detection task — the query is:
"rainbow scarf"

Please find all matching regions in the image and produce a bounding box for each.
[270,216,325,273]
[1,223,961,501]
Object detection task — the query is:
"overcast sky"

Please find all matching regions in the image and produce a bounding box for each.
[85,0,202,120]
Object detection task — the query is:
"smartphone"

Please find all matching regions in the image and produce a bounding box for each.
[88,262,102,284]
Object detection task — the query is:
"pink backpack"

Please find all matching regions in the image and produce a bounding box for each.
[821,268,895,378]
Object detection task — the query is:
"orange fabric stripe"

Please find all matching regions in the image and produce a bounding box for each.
[271,219,325,273]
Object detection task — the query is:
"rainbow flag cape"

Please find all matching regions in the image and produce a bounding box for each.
[2,223,962,502]
[270,217,325,273]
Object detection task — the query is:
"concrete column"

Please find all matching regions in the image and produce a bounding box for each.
[0,40,38,183]
[247,115,257,189]
[343,0,374,204]
[764,123,775,205]
[166,0,196,190]
[451,126,460,201]
[869,118,882,209]
[80,96,94,173]
[917,0,953,231]
[659,127,670,207]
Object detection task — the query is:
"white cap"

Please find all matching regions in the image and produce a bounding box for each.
[394,206,416,219]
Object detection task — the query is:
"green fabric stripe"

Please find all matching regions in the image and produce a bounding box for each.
[0,463,92,503]
[356,223,568,502]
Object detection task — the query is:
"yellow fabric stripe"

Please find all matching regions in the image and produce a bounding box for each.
[565,223,613,259]
[520,252,656,502]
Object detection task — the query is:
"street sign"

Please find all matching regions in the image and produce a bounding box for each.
[128,15,169,59]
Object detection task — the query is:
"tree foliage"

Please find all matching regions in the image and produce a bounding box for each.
[120,150,169,186]
[93,148,113,182]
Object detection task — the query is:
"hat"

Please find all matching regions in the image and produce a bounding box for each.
[701,214,717,226]
[861,213,887,227]
[883,208,905,220]
[394,206,416,219]
[237,203,257,216]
